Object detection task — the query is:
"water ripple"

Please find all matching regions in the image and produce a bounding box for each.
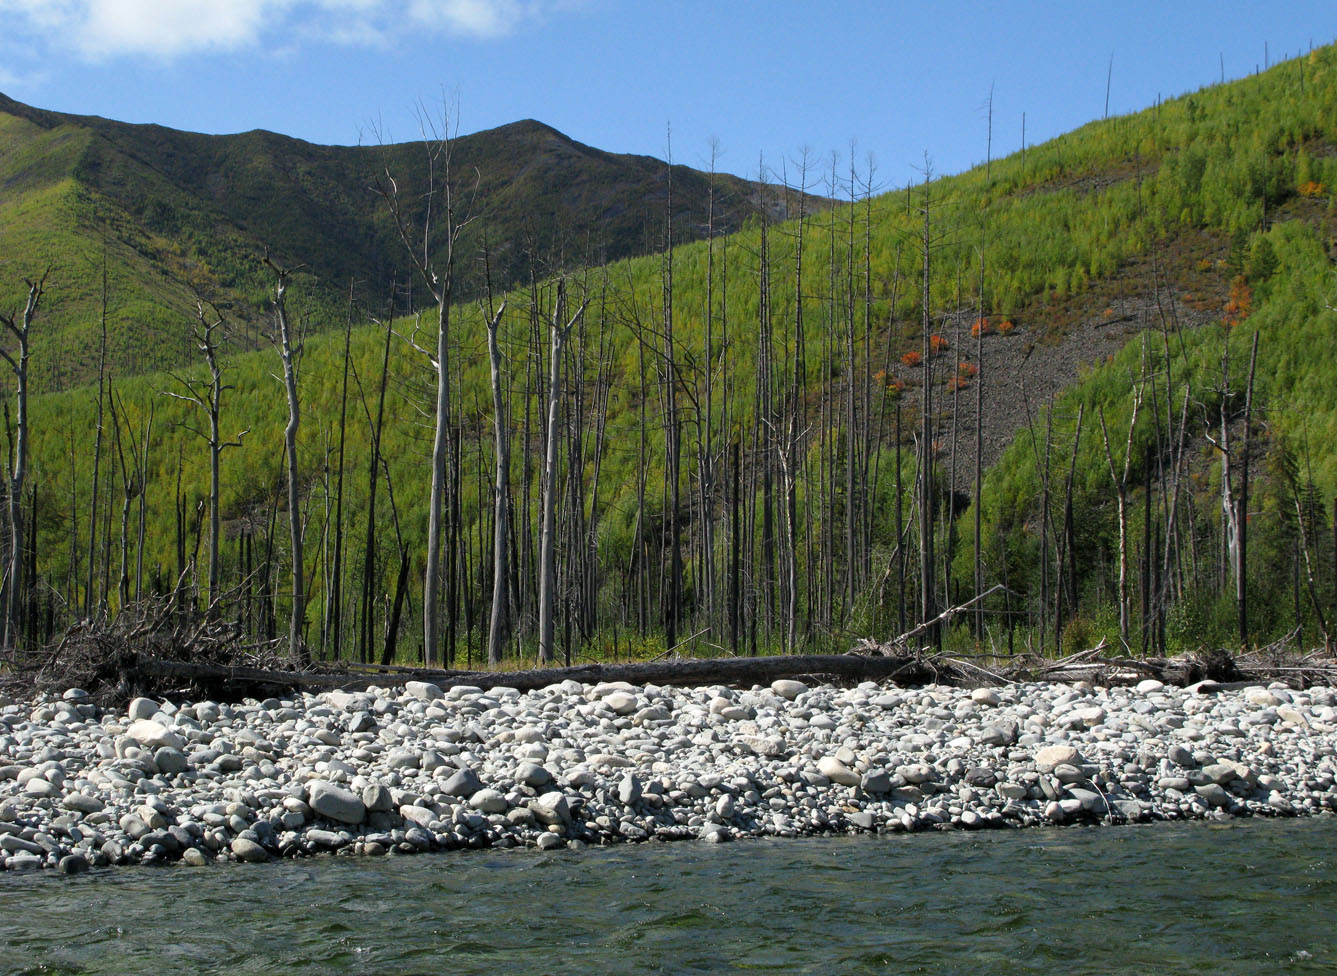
[4,819,1337,975]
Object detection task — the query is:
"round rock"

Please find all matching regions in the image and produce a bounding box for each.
[307,780,367,825]
[123,720,184,752]
[1034,744,1083,771]
[230,837,270,863]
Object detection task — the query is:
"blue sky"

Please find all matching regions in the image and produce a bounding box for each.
[1,1,1333,186]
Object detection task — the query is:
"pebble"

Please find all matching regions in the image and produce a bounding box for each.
[0,678,1333,873]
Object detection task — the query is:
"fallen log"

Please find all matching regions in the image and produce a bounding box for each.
[86,644,1337,706]
[140,653,938,698]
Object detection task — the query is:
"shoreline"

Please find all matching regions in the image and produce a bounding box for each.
[2,676,1334,873]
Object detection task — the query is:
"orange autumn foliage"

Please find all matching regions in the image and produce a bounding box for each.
[875,370,906,394]
[900,350,922,367]
[1223,275,1252,328]
[971,318,991,337]
[929,334,949,353]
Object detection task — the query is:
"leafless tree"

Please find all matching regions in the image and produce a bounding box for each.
[264,255,306,663]
[483,294,509,665]
[538,280,588,664]
[0,270,48,649]
[162,300,247,612]
[1098,366,1145,645]
[374,104,475,667]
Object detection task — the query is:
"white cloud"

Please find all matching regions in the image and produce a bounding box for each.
[407,0,526,39]
[75,0,274,58]
[0,0,583,61]
[0,0,80,32]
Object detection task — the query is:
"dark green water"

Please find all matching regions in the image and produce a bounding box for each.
[3,818,1335,975]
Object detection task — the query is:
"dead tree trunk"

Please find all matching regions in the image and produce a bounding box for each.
[265,256,306,664]
[1238,330,1258,647]
[86,262,107,615]
[0,271,46,650]
[1206,336,1242,608]
[133,401,154,602]
[538,282,588,664]
[918,169,936,644]
[327,283,355,659]
[108,384,139,610]
[484,300,510,664]
[374,109,470,668]
[162,301,246,613]
[1098,382,1143,646]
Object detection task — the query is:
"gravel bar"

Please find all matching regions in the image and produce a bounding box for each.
[2,676,1335,872]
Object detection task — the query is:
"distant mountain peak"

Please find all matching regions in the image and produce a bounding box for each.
[0,93,803,391]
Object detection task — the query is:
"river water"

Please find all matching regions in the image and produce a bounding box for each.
[3,817,1334,975]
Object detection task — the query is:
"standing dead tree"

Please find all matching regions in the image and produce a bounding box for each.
[107,383,143,610]
[1097,373,1144,646]
[325,282,356,659]
[375,106,474,668]
[86,259,108,615]
[917,163,937,647]
[1204,327,1259,636]
[162,301,248,613]
[483,295,509,665]
[264,255,307,664]
[538,281,589,664]
[0,270,47,650]
[1238,330,1259,645]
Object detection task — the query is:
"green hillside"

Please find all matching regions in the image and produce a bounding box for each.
[8,48,1337,666]
[0,93,798,392]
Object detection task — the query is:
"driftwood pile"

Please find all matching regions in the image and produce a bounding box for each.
[0,600,295,707]
[854,620,1337,690]
[2,594,1336,706]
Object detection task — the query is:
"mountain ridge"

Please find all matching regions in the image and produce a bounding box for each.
[0,93,808,390]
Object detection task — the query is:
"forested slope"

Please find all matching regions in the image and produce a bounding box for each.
[7,47,1337,665]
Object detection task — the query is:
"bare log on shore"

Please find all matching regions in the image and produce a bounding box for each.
[10,592,1337,707]
[140,653,938,697]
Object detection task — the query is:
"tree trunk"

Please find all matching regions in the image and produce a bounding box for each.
[86,265,107,615]
[1238,330,1259,647]
[423,291,452,666]
[0,273,45,650]
[267,258,306,664]
[328,283,354,660]
[538,283,586,663]
[918,172,936,643]
[485,301,510,664]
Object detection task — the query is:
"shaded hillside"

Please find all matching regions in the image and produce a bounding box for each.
[0,93,807,390]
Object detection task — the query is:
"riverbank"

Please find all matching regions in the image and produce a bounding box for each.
[2,676,1334,872]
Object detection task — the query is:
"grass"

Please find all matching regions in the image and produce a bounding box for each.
[9,46,1337,663]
